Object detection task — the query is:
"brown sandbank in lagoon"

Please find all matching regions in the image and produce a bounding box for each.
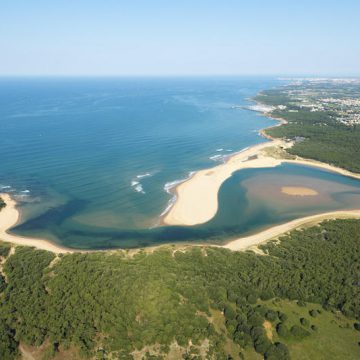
[240,172,360,212]
[163,138,360,227]
[281,186,318,196]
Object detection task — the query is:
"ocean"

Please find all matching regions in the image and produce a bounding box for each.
[1,77,360,249]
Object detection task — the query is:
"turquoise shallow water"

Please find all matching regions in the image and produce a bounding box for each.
[1,77,360,249]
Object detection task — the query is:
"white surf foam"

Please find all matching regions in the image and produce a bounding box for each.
[134,184,145,194]
[238,146,249,153]
[130,173,153,194]
[160,171,196,218]
[210,154,226,162]
[164,179,184,194]
[0,185,11,190]
[136,173,152,179]
[164,171,195,194]
[159,196,177,217]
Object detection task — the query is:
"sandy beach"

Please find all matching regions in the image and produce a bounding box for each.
[0,193,74,254]
[163,139,285,226]
[224,209,360,251]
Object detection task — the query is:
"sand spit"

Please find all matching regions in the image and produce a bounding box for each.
[162,139,285,226]
[163,122,360,227]
[224,210,360,251]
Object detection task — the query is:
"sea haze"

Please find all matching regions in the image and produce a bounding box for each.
[1,76,360,249]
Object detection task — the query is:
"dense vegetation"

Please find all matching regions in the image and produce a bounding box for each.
[0,197,5,211]
[255,85,360,173]
[1,219,360,359]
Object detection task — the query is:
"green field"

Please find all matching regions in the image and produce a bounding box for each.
[258,300,360,360]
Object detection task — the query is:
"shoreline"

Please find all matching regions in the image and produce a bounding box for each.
[162,138,285,226]
[224,209,360,251]
[0,193,76,254]
[1,192,360,254]
[1,97,360,254]
[162,108,360,226]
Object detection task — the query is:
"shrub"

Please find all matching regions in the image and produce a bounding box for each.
[0,275,6,293]
[290,325,311,339]
[300,317,310,327]
[247,312,264,327]
[227,290,237,302]
[254,335,272,355]
[260,290,275,301]
[233,331,252,348]
[265,342,290,360]
[224,306,236,320]
[265,310,278,322]
[278,312,288,322]
[250,326,266,340]
[254,305,268,317]
[0,244,10,258]
[276,323,290,338]
[247,294,258,304]
[0,197,5,210]
[0,319,18,360]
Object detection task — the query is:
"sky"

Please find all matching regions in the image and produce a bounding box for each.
[1,0,360,76]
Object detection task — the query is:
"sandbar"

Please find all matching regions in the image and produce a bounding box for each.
[281,186,318,196]
[162,139,285,226]
[224,210,360,251]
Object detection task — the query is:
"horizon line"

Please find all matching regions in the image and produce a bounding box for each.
[1,73,360,78]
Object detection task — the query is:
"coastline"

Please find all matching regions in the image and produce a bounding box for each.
[1,97,360,254]
[162,138,286,226]
[1,192,360,254]
[224,209,360,251]
[162,109,360,226]
[0,193,75,254]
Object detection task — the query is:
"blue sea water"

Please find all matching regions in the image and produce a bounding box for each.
[1,77,360,249]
